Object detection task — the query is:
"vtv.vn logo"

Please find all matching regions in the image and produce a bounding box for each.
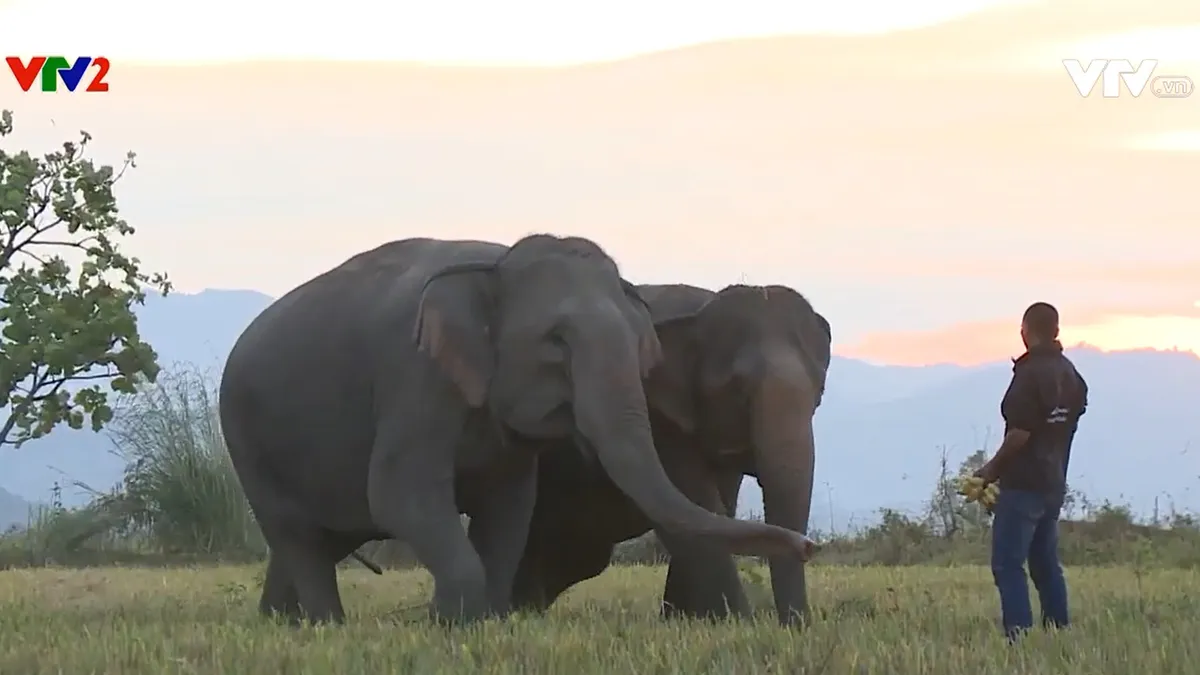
[1063,59,1192,99]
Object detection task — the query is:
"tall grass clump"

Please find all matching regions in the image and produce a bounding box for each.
[104,364,263,558]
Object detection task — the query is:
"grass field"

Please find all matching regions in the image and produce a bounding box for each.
[1,563,1196,674]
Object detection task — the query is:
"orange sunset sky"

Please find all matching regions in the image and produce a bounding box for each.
[1,0,1197,367]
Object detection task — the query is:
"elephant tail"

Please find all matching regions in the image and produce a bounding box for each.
[350,550,383,575]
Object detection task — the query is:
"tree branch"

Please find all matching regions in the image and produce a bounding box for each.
[0,416,20,447]
[34,372,120,396]
[4,177,54,241]
[14,248,50,266]
[0,365,51,446]
[29,375,68,404]
[28,237,102,250]
[1,367,116,445]
[11,216,68,253]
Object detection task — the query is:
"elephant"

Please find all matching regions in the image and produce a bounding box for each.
[511,282,831,625]
[218,236,817,626]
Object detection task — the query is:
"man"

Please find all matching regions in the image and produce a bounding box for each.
[975,302,1088,640]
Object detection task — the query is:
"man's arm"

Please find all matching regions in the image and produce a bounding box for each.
[977,368,1041,483]
[978,429,1031,483]
[1076,368,1088,418]
[1063,366,1087,477]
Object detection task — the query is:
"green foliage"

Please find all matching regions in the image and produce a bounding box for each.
[100,365,263,557]
[926,448,992,536]
[0,109,170,447]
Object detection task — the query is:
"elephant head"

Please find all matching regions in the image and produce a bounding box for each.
[412,235,814,560]
[640,283,832,623]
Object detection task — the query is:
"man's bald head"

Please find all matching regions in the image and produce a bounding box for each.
[1021,302,1059,346]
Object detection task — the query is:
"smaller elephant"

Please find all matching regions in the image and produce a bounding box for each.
[513,283,831,625]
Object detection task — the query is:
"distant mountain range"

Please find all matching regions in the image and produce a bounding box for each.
[2,289,1197,532]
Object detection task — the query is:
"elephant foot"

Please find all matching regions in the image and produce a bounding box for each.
[777,606,811,628]
[263,604,345,627]
[661,597,749,622]
[427,604,493,626]
[428,583,492,626]
[260,605,304,627]
[659,551,752,622]
[301,610,347,626]
[509,580,553,616]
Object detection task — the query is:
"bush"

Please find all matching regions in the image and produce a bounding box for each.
[105,364,264,557]
[0,364,264,567]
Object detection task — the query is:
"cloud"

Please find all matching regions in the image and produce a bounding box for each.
[1125,129,1200,152]
[997,25,1200,72]
[839,304,1200,365]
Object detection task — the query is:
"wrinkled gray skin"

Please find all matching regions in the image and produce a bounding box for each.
[219,238,816,626]
[512,283,830,625]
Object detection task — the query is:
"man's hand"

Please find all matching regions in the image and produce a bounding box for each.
[974,462,1000,485]
[956,474,1000,510]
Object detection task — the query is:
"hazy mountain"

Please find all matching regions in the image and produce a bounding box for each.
[0,487,33,531]
[1,289,1196,534]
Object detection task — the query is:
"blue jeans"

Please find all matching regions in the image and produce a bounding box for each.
[990,488,1069,639]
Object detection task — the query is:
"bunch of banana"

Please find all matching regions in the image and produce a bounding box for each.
[956,474,1000,509]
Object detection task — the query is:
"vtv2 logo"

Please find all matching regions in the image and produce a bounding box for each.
[5,56,111,92]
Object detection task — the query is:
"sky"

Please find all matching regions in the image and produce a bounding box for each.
[1,0,1033,65]
[1,0,1198,366]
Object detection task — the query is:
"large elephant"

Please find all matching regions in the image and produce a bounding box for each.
[218,237,816,626]
[512,283,831,625]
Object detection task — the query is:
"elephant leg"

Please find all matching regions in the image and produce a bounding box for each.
[466,452,539,616]
[367,416,489,624]
[531,535,615,610]
[661,550,748,619]
[259,550,301,623]
[258,521,350,625]
[715,469,743,518]
[656,457,750,620]
[512,505,616,614]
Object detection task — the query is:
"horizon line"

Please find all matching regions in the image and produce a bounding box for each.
[154,290,1200,368]
[836,342,1200,369]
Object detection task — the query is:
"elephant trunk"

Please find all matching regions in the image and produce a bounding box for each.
[751,355,818,625]
[567,325,815,561]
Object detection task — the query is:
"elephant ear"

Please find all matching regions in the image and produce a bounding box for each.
[618,279,663,378]
[413,263,497,408]
[637,284,714,434]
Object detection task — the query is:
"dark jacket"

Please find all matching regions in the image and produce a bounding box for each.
[998,341,1088,498]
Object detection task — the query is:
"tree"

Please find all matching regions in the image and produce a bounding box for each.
[926,448,992,536]
[0,110,171,447]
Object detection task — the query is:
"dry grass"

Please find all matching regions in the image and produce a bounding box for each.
[1,563,1196,674]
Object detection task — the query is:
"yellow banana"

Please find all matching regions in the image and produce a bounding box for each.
[980,482,1000,508]
[955,475,983,498]
[955,474,1000,508]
